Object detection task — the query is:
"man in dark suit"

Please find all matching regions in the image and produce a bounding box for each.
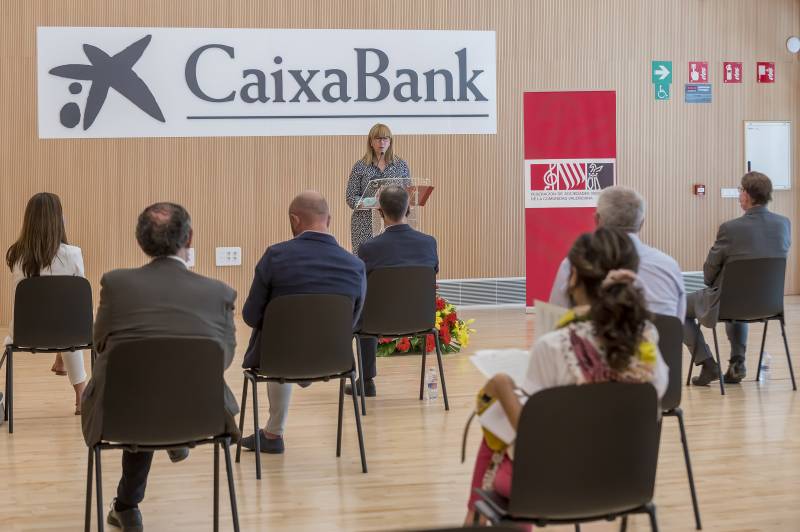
[686,172,791,386]
[239,191,365,454]
[345,185,439,398]
[82,202,238,531]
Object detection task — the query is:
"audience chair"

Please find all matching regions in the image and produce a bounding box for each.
[235,294,367,479]
[472,383,660,531]
[355,266,448,415]
[686,258,796,394]
[83,337,239,532]
[1,276,94,434]
[653,313,702,530]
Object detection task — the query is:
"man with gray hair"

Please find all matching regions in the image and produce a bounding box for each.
[84,202,238,531]
[549,185,686,319]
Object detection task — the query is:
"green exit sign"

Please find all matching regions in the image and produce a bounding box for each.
[652,61,672,83]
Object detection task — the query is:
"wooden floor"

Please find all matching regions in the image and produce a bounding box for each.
[1,301,800,532]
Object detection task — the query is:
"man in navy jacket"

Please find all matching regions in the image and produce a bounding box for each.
[346,185,439,398]
[240,191,365,454]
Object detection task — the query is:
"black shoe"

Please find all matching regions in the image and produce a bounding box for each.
[345,379,376,397]
[107,502,143,531]
[724,360,747,384]
[167,447,189,463]
[240,431,285,454]
[691,360,720,386]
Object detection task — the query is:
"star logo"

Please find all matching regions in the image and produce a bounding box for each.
[49,35,165,130]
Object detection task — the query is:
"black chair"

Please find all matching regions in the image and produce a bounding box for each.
[0,276,94,434]
[84,337,239,532]
[235,294,367,479]
[653,313,702,530]
[686,258,796,394]
[355,266,448,415]
[473,383,660,531]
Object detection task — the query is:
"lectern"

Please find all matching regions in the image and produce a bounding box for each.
[354,178,434,235]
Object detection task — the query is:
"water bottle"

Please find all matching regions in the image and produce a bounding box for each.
[426,367,439,400]
[759,352,772,381]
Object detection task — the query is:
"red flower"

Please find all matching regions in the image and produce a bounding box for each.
[425,334,436,353]
[436,298,446,311]
[396,337,411,352]
[446,312,458,325]
[379,338,393,344]
[439,327,451,345]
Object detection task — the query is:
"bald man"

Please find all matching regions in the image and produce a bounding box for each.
[239,191,366,454]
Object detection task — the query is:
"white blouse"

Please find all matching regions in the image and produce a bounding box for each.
[522,320,669,401]
[4,243,85,344]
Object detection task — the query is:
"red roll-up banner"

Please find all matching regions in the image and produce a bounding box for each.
[523,91,617,307]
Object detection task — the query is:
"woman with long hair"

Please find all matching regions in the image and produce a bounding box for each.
[345,123,411,254]
[464,227,669,524]
[4,192,87,414]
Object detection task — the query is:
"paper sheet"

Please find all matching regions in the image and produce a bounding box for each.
[534,299,568,336]
[469,349,530,387]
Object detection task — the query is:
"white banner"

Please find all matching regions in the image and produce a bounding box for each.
[36,27,496,139]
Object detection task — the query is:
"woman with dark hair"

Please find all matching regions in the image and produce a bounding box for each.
[464,227,668,524]
[345,123,411,254]
[4,192,87,414]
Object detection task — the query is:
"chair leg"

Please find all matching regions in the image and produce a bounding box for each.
[223,439,241,532]
[711,328,725,395]
[756,322,769,382]
[676,408,702,529]
[620,515,628,532]
[574,524,581,531]
[434,334,450,411]
[235,377,249,463]
[251,378,262,480]
[355,337,366,416]
[6,349,13,433]
[419,342,427,400]
[85,447,94,532]
[686,323,703,386]
[95,447,104,532]
[336,378,344,457]
[780,319,797,391]
[214,442,220,532]
[349,373,368,473]
[646,503,659,532]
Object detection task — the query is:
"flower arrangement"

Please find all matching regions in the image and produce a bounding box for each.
[376,294,475,356]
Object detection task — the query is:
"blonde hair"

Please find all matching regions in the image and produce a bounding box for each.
[361,123,396,165]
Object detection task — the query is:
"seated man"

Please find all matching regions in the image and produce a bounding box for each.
[345,185,439,398]
[550,185,686,320]
[82,203,238,531]
[686,172,790,385]
[240,191,365,454]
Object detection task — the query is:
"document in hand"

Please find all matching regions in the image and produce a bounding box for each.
[469,349,532,445]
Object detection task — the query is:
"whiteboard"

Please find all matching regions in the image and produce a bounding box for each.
[744,121,791,190]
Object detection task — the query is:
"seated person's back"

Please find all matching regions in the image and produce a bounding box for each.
[239,191,365,454]
[349,185,439,399]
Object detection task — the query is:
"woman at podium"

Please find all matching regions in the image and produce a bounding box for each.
[345,123,411,253]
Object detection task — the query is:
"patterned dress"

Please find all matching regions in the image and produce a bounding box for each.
[345,158,411,254]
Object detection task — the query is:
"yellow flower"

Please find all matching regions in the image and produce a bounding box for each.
[435,315,443,329]
[638,341,656,365]
[556,309,576,328]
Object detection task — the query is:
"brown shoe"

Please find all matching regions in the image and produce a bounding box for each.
[724,361,747,384]
[691,361,720,386]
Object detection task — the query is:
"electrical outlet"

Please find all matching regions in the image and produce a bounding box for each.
[215,247,242,267]
[186,248,196,268]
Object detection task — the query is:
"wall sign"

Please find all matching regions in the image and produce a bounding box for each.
[688,61,709,83]
[723,62,742,83]
[651,60,672,101]
[685,83,712,103]
[756,62,775,83]
[37,27,497,138]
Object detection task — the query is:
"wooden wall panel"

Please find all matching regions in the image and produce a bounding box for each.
[1,0,799,323]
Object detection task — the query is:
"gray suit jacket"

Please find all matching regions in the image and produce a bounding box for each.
[81,257,238,446]
[693,205,791,327]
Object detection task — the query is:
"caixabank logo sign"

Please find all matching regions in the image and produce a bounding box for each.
[37,27,496,139]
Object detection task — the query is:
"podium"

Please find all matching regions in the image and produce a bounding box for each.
[354,178,434,235]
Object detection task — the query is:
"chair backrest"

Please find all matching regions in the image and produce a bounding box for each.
[717,257,786,321]
[360,266,436,335]
[510,382,659,520]
[101,337,227,445]
[13,276,93,349]
[259,294,355,379]
[651,314,683,412]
